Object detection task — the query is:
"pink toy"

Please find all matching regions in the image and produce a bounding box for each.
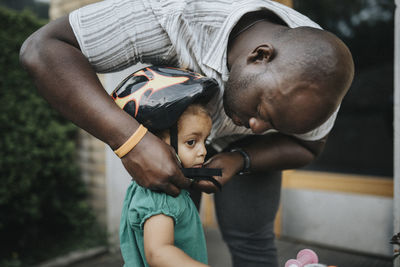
[285,249,319,267]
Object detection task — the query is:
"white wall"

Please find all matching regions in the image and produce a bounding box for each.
[281,189,393,256]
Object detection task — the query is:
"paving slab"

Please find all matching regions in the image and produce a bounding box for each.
[68,227,393,267]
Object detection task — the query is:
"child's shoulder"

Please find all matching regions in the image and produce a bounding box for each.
[125,181,192,228]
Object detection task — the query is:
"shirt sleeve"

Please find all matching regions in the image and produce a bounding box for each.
[127,186,187,230]
[68,0,176,73]
[292,105,341,141]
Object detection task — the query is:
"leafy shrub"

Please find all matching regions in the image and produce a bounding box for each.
[0,7,105,265]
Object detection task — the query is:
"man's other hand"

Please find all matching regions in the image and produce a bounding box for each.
[191,152,243,193]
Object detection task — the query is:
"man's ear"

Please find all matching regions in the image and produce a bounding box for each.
[247,44,274,64]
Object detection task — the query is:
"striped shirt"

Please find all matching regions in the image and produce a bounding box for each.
[69,0,339,144]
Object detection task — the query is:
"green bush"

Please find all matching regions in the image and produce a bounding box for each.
[0,7,105,265]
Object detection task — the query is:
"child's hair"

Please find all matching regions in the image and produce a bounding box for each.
[154,103,211,140]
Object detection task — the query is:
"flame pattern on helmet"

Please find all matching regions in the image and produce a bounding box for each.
[112,68,190,116]
[110,66,218,131]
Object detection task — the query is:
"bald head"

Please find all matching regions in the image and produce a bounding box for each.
[269,26,354,132]
[225,23,354,134]
[275,27,353,98]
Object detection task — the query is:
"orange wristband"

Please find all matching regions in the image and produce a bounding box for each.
[114,124,148,158]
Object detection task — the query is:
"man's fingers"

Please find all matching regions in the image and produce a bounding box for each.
[160,182,181,197]
[165,148,192,190]
[170,169,193,189]
[192,180,219,194]
[174,153,183,168]
[203,157,214,168]
[203,156,221,170]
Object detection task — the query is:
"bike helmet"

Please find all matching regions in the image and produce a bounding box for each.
[111,66,219,132]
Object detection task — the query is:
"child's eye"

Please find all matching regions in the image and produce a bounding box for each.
[186,140,196,146]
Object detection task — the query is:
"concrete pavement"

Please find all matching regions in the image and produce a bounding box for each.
[68,227,393,267]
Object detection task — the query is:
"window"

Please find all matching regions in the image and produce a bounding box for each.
[294,0,395,177]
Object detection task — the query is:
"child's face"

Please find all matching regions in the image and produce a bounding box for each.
[176,112,212,168]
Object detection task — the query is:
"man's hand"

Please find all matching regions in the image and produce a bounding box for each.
[191,132,327,194]
[191,152,244,193]
[121,131,192,197]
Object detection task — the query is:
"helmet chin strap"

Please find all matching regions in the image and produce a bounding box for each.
[169,123,222,191]
[182,168,222,191]
[169,122,179,153]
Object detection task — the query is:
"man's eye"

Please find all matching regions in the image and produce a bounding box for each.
[186,140,195,146]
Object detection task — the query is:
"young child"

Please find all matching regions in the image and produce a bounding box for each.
[119,103,212,267]
[113,66,220,267]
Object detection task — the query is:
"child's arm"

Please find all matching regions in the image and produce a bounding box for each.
[143,214,209,267]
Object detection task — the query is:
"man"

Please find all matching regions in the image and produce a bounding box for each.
[20,1,354,266]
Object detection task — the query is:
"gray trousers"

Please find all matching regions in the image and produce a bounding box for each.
[215,171,281,267]
[191,171,282,267]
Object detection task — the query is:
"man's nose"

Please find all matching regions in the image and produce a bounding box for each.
[231,114,244,126]
[249,117,271,134]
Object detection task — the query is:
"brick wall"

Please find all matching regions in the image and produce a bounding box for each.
[77,129,107,227]
[49,0,107,227]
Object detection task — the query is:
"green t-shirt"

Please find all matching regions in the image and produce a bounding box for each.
[119,181,208,267]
